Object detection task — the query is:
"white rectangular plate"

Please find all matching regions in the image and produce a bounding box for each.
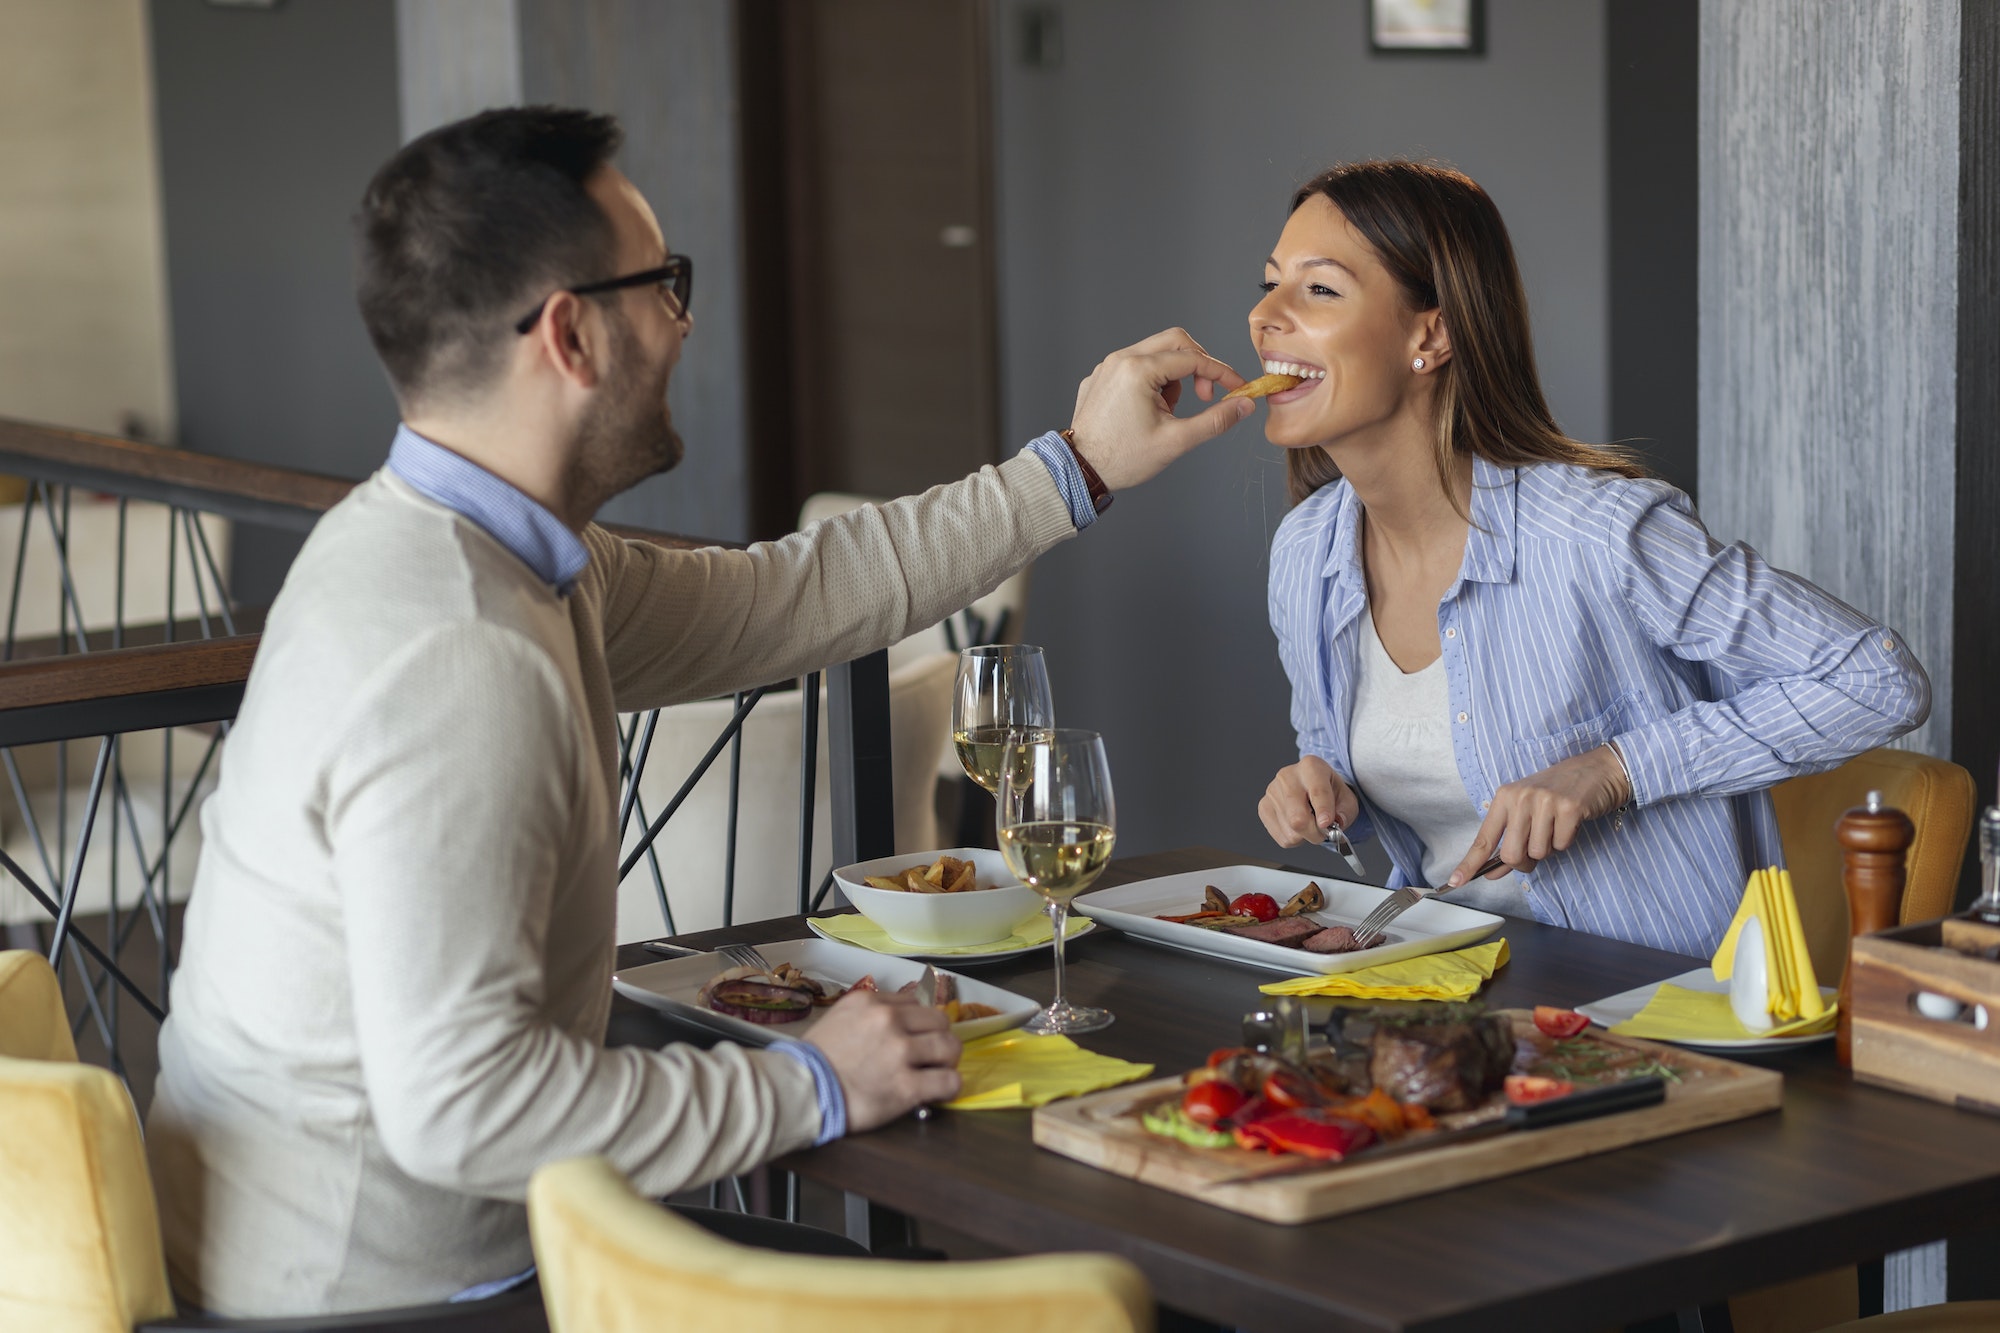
[1071,865,1503,977]
[1576,966,1836,1051]
[612,938,1039,1046]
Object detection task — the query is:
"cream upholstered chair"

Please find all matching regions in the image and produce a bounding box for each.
[0,949,177,1332]
[527,1155,1153,1333]
[617,652,957,941]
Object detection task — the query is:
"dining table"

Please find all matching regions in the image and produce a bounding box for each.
[608,847,2000,1333]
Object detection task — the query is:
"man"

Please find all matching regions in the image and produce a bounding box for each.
[146,106,1250,1317]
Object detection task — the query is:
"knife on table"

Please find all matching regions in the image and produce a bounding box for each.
[1346,1075,1669,1164]
[1203,1076,1668,1184]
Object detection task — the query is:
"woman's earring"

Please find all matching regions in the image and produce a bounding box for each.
[1412,358,1426,371]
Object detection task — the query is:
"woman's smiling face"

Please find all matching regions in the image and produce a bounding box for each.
[1248,193,1440,452]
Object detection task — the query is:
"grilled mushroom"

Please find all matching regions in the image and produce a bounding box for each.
[1279,881,1326,917]
[1203,884,1232,914]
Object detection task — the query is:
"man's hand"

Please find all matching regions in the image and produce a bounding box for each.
[1258,755,1361,848]
[1445,745,1632,887]
[1067,327,1252,492]
[806,989,961,1132]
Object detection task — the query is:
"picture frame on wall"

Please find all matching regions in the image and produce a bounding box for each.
[1369,0,1485,56]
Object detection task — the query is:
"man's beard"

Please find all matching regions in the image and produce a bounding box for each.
[568,313,684,517]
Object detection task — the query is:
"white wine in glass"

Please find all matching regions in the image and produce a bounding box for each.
[952,645,1055,795]
[998,728,1115,1035]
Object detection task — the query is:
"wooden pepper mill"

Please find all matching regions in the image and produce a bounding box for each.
[1834,789,1913,1065]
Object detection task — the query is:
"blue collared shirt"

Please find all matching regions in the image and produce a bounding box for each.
[1269,456,1931,958]
[387,425,590,594]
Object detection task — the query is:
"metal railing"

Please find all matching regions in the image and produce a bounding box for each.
[0,416,893,1093]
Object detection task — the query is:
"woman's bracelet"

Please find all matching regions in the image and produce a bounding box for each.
[1602,741,1638,830]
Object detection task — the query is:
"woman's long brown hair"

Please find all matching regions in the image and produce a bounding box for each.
[1284,161,1642,507]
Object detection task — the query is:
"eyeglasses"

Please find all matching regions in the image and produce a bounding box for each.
[513,254,692,335]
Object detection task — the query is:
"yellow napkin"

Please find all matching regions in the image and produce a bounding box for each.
[1610,982,1838,1042]
[1711,866,1824,1023]
[810,911,1089,956]
[944,1032,1154,1111]
[1256,938,1510,1000]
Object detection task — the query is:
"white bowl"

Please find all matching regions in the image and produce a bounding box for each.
[833,847,1045,948]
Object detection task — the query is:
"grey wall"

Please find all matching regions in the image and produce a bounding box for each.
[519,0,751,542]
[149,0,404,604]
[992,0,1610,864]
[1698,0,1959,761]
[397,0,522,141]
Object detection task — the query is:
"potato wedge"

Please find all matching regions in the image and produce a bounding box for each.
[1222,372,1304,401]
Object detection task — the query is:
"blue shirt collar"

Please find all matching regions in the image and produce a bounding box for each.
[386,425,590,595]
[1317,454,1520,591]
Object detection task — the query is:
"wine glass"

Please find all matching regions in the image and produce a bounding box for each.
[997,728,1116,1035]
[952,645,1055,799]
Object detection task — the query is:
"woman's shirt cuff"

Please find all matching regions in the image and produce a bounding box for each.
[770,1039,847,1145]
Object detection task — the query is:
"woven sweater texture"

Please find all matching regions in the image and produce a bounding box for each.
[146,455,1074,1315]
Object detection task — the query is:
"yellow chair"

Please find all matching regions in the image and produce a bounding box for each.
[528,1155,1154,1333]
[1730,750,1975,1333]
[1772,746,1976,984]
[0,950,177,1333]
[0,950,547,1331]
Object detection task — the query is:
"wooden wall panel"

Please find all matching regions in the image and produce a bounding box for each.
[1697,0,1960,760]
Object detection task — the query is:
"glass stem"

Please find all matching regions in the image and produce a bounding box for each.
[1048,898,1069,1010]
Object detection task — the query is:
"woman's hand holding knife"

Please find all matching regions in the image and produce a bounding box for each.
[1444,744,1635,889]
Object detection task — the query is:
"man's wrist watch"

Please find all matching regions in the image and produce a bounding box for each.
[1058,429,1114,514]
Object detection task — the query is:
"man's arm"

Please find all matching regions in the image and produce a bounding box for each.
[590,328,1252,710]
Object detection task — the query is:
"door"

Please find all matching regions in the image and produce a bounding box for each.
[740,0,999,535]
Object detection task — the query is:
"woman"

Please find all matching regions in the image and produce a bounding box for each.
[1253,161,1928,956]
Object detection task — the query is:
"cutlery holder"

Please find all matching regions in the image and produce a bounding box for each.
[1849,918,2000,1115]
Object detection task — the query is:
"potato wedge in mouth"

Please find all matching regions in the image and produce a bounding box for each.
[1223,372,1305,401]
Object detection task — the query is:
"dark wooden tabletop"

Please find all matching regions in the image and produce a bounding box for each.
[610,847,2000,1333]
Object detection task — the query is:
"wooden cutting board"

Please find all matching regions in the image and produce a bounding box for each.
[1032,1011,1783,1224]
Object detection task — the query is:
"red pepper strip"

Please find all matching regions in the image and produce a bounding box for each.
[1234,1111,1377,1160]
[1155,911,1236,923]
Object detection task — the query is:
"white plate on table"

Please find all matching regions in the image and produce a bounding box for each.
[612,938,1039,1046]
[1071,865,1503,978]
[804,914,1095,964]
[1575,966,1837,1051]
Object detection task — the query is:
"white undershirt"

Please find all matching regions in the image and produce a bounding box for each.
[1348,612,1534,919]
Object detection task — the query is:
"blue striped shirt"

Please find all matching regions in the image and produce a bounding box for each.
[1269,457,1931,958]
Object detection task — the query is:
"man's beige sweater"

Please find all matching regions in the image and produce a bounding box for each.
[146,456,1074,1316]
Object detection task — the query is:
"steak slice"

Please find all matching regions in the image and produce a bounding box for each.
[1221,916,1323,946]
[1301,925,1365,954]
[1368,1014,1516,1111]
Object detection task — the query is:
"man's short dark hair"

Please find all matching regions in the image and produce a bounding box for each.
[355,106,625,405]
